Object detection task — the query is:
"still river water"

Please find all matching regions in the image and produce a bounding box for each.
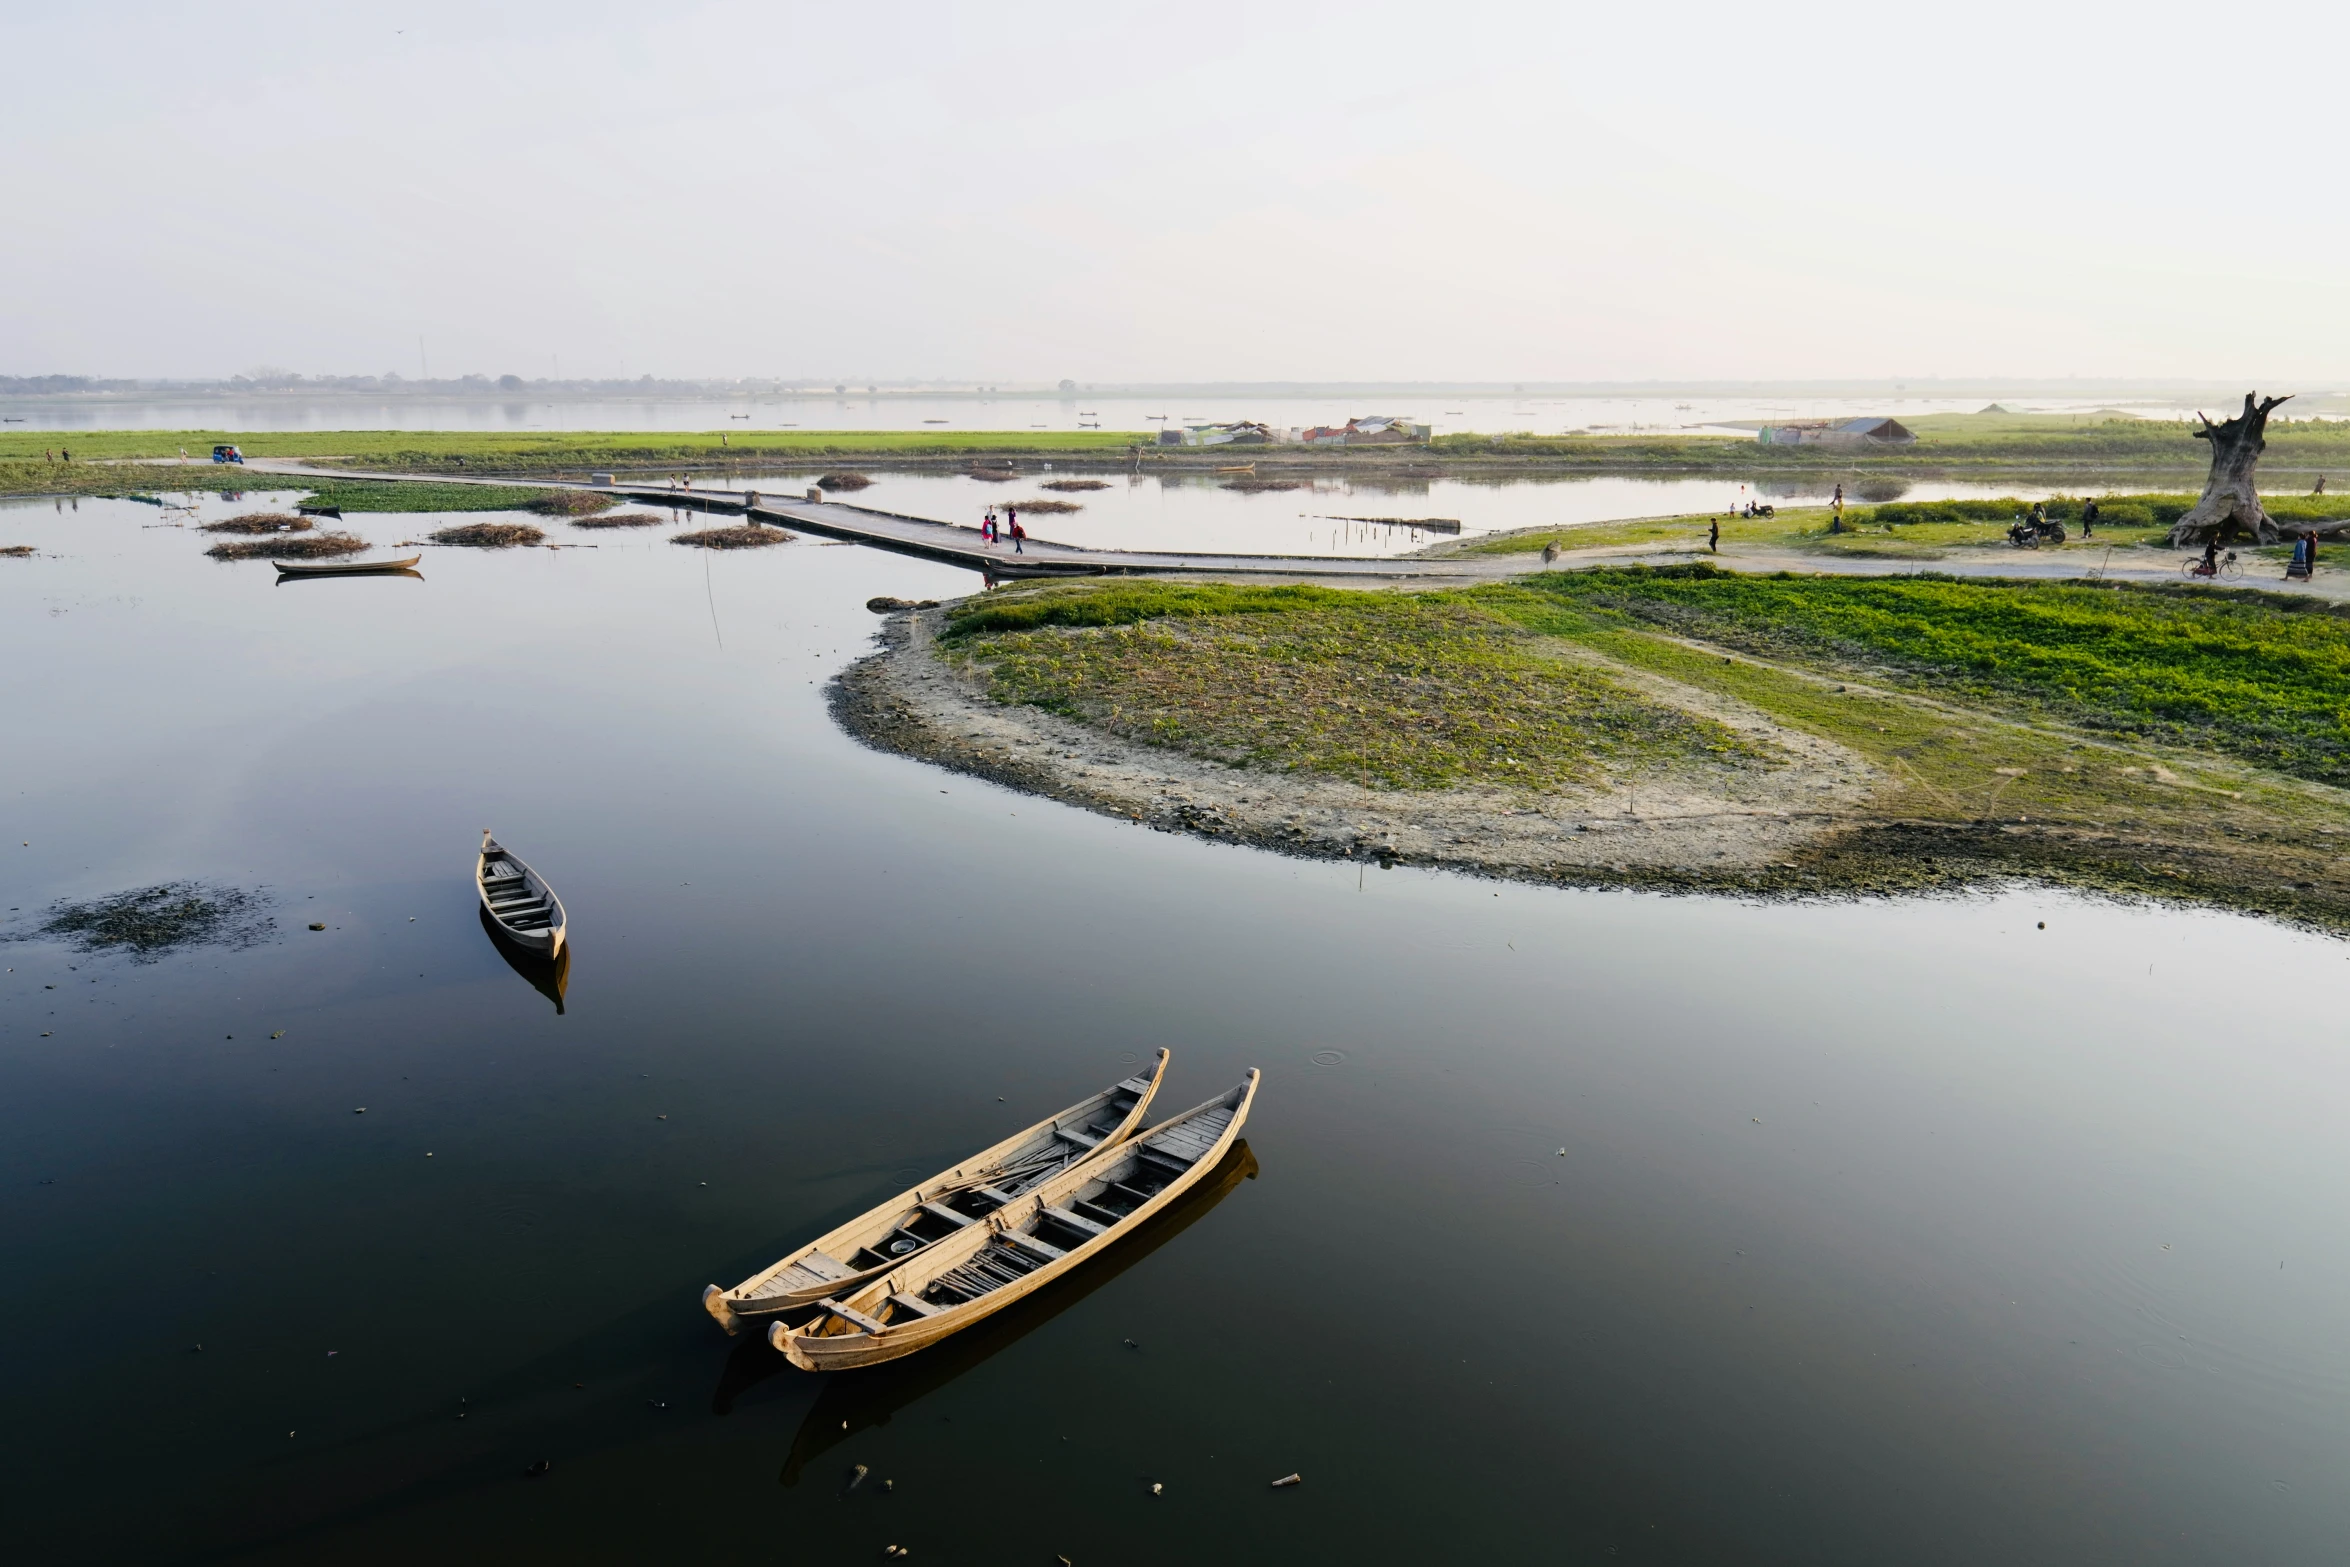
[5,485,2348,1565]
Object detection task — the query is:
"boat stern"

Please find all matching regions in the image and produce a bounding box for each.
[702,1284,741,1335]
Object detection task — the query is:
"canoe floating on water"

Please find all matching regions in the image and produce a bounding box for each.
[476,831,566,957]
[770,1070,1260,1372]
[273,555,422,577]
[703,1052,1171,1332]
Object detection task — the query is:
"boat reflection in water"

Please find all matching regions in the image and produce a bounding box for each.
[736,1139,1258,1486]
[478,905,570,1014]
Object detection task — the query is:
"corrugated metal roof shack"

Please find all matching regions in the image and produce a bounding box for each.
[1756,417,1916,447]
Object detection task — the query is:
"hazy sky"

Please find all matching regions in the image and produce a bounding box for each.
[11,1,2348,384]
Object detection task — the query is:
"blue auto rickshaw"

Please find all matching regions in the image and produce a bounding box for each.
[212,444,244,465]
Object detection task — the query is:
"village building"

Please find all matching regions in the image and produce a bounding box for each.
[1755,416,1916,447]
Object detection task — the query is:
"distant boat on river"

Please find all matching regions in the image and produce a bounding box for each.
[273,554,420,577]
[769,1071,1259,1371]
[703,1053,1170,1332]
[476,831,567,957]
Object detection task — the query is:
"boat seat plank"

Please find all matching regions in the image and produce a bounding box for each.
[1043,1205,1108,1238]
[797,1251,854,1281]
[919,1201,976,1228]
[972,1184,1022,1207]
[1052,1125,1103,1150]
[1002,1231,1066,1262]
[887,1292,942,1319]
[824,1300,890,1335]
[1114,1076,1155,1096]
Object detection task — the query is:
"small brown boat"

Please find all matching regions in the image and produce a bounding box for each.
[273,554,422,577]
[703,1053,1170,1332]
[770,1071,1259,1371]
[476,831,566,957]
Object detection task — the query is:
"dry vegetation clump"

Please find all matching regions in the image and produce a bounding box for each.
[527,491,617,517]
[1006,497,1083,514]
[1040,479,1109,492]
[201,512,313,535]
[207,531,367,560]
[569,510,664,529]
[965,464,1018,482]
[673,524,793,549]
[1222,477,1302,493]
[1,545,32,558]
[31,881,274,960]
[817,472,874,491]
[431,522,547,548]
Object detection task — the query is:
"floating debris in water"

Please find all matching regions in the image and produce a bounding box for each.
[525,1459,551,1477]
[25,882,273,962]
[1271,1473,1302,1487]
[846,1463,870,1493]
[431,522,546,548]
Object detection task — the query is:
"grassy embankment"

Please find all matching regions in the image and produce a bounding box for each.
[940,570,2350,921]
[1428,410,2350,475]
[10,409,2350,492]
[1457,492,2350,563]
[0,429,1141,473]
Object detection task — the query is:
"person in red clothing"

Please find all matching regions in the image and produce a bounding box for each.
[1010,516,1025,554]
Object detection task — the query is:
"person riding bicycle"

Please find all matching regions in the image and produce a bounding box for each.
[2200,537,2221,575]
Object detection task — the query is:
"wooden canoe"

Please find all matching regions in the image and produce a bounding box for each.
[476,831,567,957]
[769,1070,1259,1371]
[703,1051,1171,1332]
[272,555,422,576]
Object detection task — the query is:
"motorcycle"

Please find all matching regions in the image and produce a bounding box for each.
[2008,516,2067,548]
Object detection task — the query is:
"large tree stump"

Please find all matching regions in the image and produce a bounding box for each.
[2169,392,2292,545]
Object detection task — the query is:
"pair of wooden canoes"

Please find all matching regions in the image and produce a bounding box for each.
[704,1053,1260,1371]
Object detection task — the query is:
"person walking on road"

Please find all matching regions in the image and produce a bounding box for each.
[1708,518,1720,553]
[2081,497,2100,538]
[1010,516,1026,554]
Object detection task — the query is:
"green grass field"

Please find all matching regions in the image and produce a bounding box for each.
[939,570,2350,917]
[1495,565,2350,786]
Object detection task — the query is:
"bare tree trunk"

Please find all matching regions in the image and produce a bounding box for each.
[2169,392,2292,545]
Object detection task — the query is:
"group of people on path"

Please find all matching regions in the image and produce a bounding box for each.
[980,504,1025,553]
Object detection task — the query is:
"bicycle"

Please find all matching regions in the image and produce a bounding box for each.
[2181,551,2242,581]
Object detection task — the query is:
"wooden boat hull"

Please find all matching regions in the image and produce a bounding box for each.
[273,555,422,577]
[704,1052,1171,1331]
[771,1070,1259,1372]
[476,833,567,958]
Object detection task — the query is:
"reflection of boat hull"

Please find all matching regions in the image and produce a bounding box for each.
[273,555,422,577]
[478,906,569,1013]
[767,1139,1259,1484]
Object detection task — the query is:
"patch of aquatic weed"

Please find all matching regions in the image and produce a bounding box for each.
[527,491,617,517]
[947,582,1770,791]
[569,510,663,529]
[1040,479,1109,492]
[817,472,873,491]
[26,882,274,962]
[200,512,313,535]
[1005,497,1083,514]
[2,545,32,558]
[673,524,793,549]
[1221,476,1302,492]
[431,522,546,548]
[207,531,366,560]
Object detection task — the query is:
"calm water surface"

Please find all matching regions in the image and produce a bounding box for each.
[5,498,2347,1565]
